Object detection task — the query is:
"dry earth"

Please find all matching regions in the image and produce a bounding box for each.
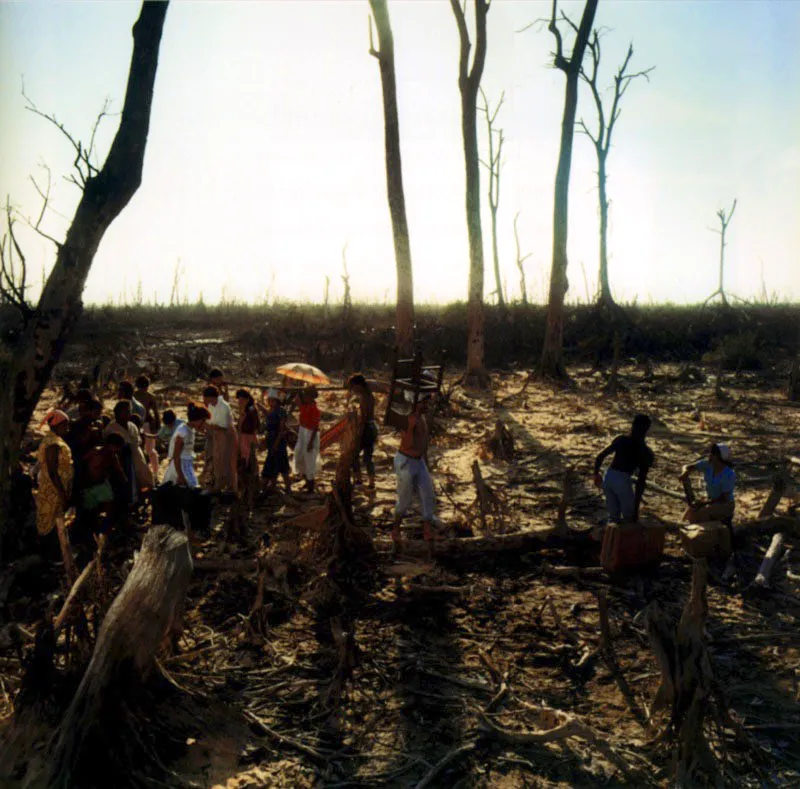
[1,330,799,788]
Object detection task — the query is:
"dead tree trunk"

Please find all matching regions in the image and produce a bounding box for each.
[514,210,531,306]
[479,89,505,310]
[368,0,415,356]
[789,355,800,401]
[450,0,490,387]
[0,1,169,556]
[539,0,598,379]
[578,37,653,308]
[703,199,737,307]
[44,526,192,788]
[645,560,720,784]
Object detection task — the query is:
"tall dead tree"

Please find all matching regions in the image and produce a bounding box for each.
[479,88,505,310]
[368,0,415,356]
[0,1,169,554]
[539,0,598,379]
[514,210,532,306]
[703,199,737,307]
[578,35,653,308]
[450,0,491,386]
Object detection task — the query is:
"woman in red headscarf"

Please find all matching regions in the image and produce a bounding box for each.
[36,410,78,578]
[36,411,73,538]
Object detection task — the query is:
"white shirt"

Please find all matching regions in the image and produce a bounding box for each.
[168,422,195,460]
[208,398,233,430]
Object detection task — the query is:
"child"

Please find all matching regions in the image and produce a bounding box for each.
[294,386,321,492]
[261,388,291,493]
[593,414,654,523]
[135,375,161,483]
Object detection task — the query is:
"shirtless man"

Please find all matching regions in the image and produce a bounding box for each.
[348,374,378,489]
[393,394,437,549]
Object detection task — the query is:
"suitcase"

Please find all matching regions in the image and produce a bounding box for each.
[680,521,732,559]
[601,521,666,573]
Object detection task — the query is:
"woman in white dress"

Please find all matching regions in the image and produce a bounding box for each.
[162,403,210,488]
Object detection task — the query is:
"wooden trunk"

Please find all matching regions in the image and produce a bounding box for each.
[45,526,192,787]
[680,521,731,559]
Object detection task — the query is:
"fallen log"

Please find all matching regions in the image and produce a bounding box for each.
[193,557,260,573]
[733,515,800,538]
[752,532,786,588]
[53,560,97,634]
[393,524,592,560]
[44,526,193,788]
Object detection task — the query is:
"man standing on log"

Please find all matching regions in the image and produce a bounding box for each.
[594,414,654,523]
[393,394,437,550]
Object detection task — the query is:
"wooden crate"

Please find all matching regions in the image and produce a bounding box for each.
[600,521,666,574]
[680,521,732,559]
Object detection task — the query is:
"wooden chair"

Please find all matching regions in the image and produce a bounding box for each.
[384,349,446,429]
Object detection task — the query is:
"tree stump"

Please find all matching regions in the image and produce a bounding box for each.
[789,356,800,402]
[485,420,514,461]
[44,526,192,788]
[644,560,722,785]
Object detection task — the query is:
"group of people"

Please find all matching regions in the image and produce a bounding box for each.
[594,414,737,527]
[34,366,443,564]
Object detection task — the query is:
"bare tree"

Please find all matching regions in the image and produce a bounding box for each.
[368,0,414,356]
[479,88,505,310]
[539,0,598,379]
[703,199,737,307]
[513,210,532,306]
[578,34,653,308]
[450,0,491,386]
[341,242,352,320]
[0,1,169,552]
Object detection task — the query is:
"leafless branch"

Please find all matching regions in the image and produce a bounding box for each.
[0,200,34,322]
[449,0,471,86]
[579,36,653,156]
[577,118,599,147]
[549,0,568,71]
[86,98,116,164]
[25,165,63,249]
[368,15,379,59]
[22,83,113,191]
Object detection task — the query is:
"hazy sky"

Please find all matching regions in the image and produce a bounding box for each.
[1,0,798,307]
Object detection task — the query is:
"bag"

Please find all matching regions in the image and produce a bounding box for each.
[601,521,665,573]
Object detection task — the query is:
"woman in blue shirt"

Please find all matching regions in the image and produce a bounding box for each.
[679,443,735,523]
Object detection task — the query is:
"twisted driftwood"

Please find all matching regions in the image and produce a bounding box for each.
[43,526,192,788]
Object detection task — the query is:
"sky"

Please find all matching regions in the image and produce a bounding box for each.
[1,0,799,307]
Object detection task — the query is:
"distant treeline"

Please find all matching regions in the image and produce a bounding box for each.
[49,302,798,375]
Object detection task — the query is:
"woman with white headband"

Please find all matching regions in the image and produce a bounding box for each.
[679,443,736,524]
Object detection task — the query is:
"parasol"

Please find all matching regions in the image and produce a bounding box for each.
[275,362,331,385]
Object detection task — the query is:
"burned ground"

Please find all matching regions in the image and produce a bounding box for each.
[1,320,799,788]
